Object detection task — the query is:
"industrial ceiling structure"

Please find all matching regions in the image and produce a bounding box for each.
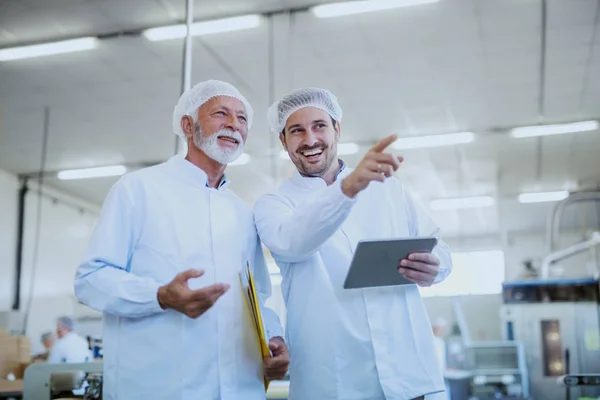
[1,0,599,238]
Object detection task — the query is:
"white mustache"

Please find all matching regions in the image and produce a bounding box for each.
[216,129,243,144]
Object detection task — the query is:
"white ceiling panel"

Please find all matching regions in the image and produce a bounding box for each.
[0,0,599,238]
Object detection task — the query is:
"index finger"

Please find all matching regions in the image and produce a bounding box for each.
[370,134,398,153]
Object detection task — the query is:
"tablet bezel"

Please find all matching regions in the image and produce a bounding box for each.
[342,236,438,289]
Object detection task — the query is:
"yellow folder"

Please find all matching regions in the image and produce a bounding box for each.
[240,262,272,390]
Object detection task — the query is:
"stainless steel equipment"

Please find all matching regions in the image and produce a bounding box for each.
[464,341,529,399]
[23,362,102,400]
[501,278,600,400]
[542,191,600,279]
[23,362,289,399]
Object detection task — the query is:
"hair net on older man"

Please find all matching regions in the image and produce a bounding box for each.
[57,316,75,331]
[267,87,343,134]
[172,80,254,138]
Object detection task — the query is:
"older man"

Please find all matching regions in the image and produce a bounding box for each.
[75,80,288,400]
[32,331,56,362]
[254,87,452,400]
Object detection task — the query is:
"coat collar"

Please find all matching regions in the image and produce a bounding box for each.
[167,155,230,190]
[290,159,350,189]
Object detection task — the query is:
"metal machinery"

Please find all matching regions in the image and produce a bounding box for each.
[464,342,529,399]
[23,362,102,400]
[22,362,289,400]
[500,192,600,400]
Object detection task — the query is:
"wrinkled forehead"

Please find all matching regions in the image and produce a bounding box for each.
[200,95,248,115]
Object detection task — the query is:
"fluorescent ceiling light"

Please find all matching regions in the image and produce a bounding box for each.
[392,132,475,150]
[313,0,439,18]
[430,196,494,211]
[0,37,98,61]
[510,120,599,138]
[518,191,569,204]
[57,165,127,180]
[229,153,251,166]
[143,15,261,41]
[279,142,359,159]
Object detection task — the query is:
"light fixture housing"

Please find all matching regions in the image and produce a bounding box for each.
[312,0,439,18]
[143,15,262,41]
[518,191,569,203]
[430,196,494,211]
[510,121,599,138]
[57,165,127,180]
[0,37,98,61]
[392,132,475,150]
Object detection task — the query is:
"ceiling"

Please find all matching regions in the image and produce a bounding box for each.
[1,0,599,239]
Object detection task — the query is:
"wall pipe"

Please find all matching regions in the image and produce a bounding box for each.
[11,177,29,311]
[546,191,600,253]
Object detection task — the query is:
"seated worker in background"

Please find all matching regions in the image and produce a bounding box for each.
[32,331,55,362]
[75,80,288,400]
[47,316,92,364]
[254,87,453,400]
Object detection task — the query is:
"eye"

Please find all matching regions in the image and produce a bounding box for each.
[215,111,226,116]
[238,115,247,123]
[316,123,326,129]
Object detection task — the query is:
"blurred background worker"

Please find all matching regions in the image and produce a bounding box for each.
[31,331,56,362]
[47,316,93,364]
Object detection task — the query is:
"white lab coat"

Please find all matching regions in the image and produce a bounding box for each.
[47,331,93,364]
[254,164,452,400]
[75,155,283,400]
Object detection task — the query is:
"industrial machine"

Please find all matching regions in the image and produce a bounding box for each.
[500,192,600,400]
[501,278,600,400]
[23,362,102,399]
[22,362,290,400]
[464,341,529,399]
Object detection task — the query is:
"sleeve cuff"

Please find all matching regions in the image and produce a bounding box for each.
[333,178,358,206]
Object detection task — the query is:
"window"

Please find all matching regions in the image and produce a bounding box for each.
[419,250,506,297]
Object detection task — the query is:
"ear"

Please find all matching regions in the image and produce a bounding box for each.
[334,121,341,141]
[279,132,288,152]
[180,115,195,139]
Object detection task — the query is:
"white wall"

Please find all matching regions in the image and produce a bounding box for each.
[0,168,99,355]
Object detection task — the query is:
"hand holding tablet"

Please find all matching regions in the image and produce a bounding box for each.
[343,237,438,289]
[398,252,440,287]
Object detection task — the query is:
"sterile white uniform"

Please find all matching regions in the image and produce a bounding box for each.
[75,155,283,400]
[254,163,452,400]
[47,331,93,364]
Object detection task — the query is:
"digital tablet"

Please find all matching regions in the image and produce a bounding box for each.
[343,236,438,289]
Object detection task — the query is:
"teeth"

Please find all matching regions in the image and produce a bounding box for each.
[302,149,323,156]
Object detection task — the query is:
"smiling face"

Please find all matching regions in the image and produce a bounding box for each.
[280,107,340,178]
[185,96,249,165]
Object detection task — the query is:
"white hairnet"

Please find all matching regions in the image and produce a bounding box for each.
[267,87,343,134]
[57,316,75,331]
[172,79,254,138]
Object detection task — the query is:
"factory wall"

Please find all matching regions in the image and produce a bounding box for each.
[0,168,99,355]
[1,166,598,353]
